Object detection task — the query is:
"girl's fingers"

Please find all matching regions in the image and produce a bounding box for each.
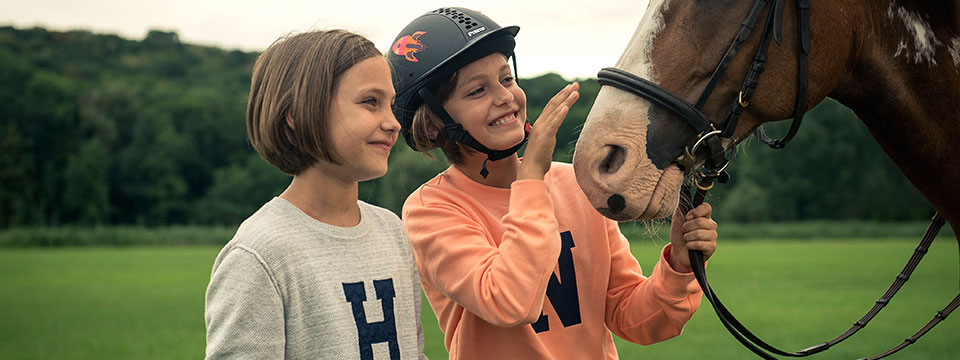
[684,202,713,220]
[530,92,577,141]
[541,83,574,113]
[539,83,580,120]
[537,92,578,134]
[681,217,717,233]
[542,105,570,133]
[684,240,717,256]
[683,229,717,243]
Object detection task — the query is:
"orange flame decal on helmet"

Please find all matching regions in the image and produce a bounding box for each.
[392,31,427,62]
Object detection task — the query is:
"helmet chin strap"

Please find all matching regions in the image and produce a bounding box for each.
[417,87,530,178]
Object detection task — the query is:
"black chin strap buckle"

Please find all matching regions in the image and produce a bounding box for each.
[480,158,490,178]
[443,123,466,143]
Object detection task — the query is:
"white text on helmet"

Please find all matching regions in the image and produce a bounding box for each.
[466,27,487,37]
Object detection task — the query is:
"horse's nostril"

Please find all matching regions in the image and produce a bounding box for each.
[599,145,625,175]
[607,194,626,213]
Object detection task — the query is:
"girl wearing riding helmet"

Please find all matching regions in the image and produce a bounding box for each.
[389,7,717,359]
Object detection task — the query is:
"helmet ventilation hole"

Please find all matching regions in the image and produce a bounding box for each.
[431,8,483,34]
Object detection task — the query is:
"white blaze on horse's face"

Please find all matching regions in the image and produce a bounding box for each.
[618,0,668,80]
[573,0,684,221]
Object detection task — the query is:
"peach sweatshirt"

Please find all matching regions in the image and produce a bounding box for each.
[402,162,703,359]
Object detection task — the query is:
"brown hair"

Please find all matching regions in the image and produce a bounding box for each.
[409,72,475,165]
[246,29,380,175]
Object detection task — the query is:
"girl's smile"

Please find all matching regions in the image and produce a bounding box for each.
[367,138,395,152]
[442,53,528,152]
[489,111,519,127]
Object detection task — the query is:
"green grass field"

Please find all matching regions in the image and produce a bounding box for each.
[1,236,957,359]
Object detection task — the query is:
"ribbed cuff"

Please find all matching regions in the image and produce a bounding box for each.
[652,244,701,300]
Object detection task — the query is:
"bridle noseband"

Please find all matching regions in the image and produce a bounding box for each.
[594,0,959,359]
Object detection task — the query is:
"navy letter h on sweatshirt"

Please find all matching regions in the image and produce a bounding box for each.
[343,279,400,360]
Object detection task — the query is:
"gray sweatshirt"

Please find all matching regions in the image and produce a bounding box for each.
[205,197,426,359]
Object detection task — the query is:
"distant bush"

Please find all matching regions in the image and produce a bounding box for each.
[0,226,235,247]
[620,219,955,242]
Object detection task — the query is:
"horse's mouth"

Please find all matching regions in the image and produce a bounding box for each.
[597,199,637,221]
[596,164,683,221]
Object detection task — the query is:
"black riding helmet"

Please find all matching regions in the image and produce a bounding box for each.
[388,7,526,178]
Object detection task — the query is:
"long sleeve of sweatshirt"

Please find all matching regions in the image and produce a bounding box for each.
[403,176,562,327]
[602,220,703,345]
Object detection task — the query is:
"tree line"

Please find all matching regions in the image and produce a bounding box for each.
[0,26,933,229]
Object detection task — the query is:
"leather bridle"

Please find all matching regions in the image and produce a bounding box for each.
[594,0,959,359]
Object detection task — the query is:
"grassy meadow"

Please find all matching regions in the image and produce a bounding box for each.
[0,224,957,359]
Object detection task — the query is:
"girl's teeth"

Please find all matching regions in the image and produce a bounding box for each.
[492,114,513,126]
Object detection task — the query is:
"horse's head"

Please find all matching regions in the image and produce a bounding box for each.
[574,0,847,220]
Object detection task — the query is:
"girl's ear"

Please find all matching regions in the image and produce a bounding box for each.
[286,114,296,130]
[427,122,440,142]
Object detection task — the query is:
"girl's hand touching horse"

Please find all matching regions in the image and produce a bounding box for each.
[518,82,580,181]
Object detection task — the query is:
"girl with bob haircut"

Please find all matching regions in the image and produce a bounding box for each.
[388,8,718,359]
[205,29,426,359]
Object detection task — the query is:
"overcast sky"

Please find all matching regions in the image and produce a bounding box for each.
[0,0,651,79]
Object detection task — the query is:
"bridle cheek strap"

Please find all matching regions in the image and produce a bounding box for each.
[754,0,810,148]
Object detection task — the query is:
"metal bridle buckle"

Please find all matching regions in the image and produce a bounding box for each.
[680,129,721,173]
[690,129,723,157]
[681,129,735,191]
[694,170,717,191]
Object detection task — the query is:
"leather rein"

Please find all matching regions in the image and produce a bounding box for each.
[594,0,959,359]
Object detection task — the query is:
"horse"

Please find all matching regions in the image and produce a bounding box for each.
[572,0,958,246]
[572,0,959,358]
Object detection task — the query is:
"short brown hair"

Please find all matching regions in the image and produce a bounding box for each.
[246,29,380,175]
[409,71,475,165]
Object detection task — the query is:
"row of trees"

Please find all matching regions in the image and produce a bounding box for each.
[0,26,933,229]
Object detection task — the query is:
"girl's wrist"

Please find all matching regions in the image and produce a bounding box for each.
[517,167,545,181]
[667,245,693,273]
